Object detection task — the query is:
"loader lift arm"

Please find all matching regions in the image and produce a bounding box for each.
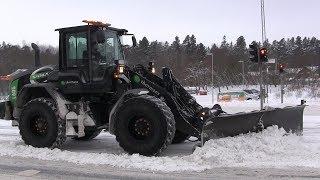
[128,65,205,138]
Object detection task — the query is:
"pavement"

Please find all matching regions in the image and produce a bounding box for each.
[0,156,320,180]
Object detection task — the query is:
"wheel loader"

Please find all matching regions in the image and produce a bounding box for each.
[0,21,306,156]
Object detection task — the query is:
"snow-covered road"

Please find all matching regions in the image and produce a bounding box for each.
[0,93,319,174]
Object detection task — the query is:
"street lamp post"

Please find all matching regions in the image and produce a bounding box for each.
[207,53,214,104]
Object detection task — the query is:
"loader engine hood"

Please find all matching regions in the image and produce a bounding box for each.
[30,65,56,84]
[7,65,56,105]
[7,69,33,105]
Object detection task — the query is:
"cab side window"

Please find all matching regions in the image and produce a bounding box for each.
[66,32,88,68]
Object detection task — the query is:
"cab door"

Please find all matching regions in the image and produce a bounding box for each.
[89,30,122,92]
[59,31,90,93]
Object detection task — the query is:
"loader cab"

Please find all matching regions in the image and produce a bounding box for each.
[55,22,128,94]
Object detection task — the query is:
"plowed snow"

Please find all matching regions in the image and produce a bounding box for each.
[0,121,319,172]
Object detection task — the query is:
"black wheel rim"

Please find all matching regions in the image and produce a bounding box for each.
[30,115,49,137]
[128,116,153,140]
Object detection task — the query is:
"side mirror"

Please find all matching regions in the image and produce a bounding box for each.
[132,36,137,47]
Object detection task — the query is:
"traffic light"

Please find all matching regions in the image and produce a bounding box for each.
[259,48,268,62]
[279,64,285,74]
[249,43,269,63]
[249,43,259,62]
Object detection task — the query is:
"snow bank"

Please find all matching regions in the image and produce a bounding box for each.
[0,126,319,172]
[192,126,320,168]
[0,141,209,172]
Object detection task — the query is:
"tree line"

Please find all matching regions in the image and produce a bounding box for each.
[125,35,320,87]
[0,35,319,88]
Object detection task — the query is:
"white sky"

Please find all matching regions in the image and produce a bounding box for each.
[1,0,319,47]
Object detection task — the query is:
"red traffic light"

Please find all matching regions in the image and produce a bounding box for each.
[278,64,285,73]
[260,48,267,56]
[259,48,268,62]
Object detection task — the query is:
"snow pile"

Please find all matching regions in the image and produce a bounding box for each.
[0,140,209,172]
[192,126,320,168]
[0,126,319,172]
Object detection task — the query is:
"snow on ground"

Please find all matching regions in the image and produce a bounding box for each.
[193,126,320,168]
[0,87,319,172]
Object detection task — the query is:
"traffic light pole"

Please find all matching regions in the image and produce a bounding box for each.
[280,74,284,103]
[258,50,264,110]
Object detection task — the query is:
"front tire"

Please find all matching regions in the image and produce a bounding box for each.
[19,98,66,148]
[114,95,175,156]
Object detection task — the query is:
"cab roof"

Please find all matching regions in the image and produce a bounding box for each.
[55,25,128,35]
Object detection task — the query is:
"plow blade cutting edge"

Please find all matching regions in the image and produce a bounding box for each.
[201,105,306,144]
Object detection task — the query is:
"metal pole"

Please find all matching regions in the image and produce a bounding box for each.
[266,66,269,102]
[260,0,267,43]
[211,54,214,104]
[260,0,266,108]
[242,61,245,86]
[281,74,284,103]
[275,59,278,74]
[258,50,264,110]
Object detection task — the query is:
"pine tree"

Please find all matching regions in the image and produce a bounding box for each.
[196,43,207,62]
[277,38,288,61]
[138,37,150,64]
[233,36,247,61]
[171,36,182,68]
[220,35,228,49]
[294,36,303,57]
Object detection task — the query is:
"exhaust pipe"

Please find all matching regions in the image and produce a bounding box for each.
[31,43,41,67]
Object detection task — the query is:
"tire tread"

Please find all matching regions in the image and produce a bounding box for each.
[19,98,66,148]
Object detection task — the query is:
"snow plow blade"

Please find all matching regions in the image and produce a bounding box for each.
[202,105,306,143]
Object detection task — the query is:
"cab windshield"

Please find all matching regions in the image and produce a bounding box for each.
[91,29,124,81]
[91,29,124,66]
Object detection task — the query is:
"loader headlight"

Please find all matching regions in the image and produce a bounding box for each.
[199,108,211,119]
[119,65,125,74]
[114,60,125,78]
[114,65,125,78]
[148,62,155,74]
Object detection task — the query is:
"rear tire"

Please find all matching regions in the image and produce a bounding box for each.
[171,130,190,144]
[115,95,175,156]
[19,98,66,148]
